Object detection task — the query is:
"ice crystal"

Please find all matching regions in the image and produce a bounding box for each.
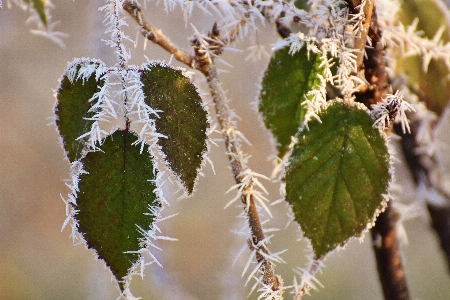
[372,90,415,133]
[383,18,450,73]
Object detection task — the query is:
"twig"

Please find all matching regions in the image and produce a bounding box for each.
[123,0,283,296]
[294,261,321,300]
[205,65,282,295]
[371,203,411,300]
[123,1,194,68]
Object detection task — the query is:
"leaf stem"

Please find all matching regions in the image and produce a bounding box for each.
[371,203,411,300]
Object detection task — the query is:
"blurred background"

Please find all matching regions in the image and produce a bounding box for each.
[1,1,450,299]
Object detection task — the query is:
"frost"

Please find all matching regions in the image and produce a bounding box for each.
[371,90,415,133]
[383,19,450,73]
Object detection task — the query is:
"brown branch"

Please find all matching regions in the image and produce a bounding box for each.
[205,64,283,296]
[428,204,450,272]
[122,0,193,68]
[395,122,450,273]
[346,0,374,72]
[294,261,321,300]
[371,203,411,300]
[342,4,410,298]
[123,0,283,296]
[346,1,390,109]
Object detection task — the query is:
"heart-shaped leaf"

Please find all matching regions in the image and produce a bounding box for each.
[260,46,325,157]
[285,100,390,259]
[76,130,160,290]
[55,59,105,162]
[140,63,208,194]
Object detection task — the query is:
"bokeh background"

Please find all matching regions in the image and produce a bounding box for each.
[1,1,450,299]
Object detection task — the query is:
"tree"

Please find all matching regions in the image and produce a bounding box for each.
[1,0,450,299]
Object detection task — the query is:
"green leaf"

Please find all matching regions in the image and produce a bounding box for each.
[259,46,325,157]
[55,60,105,162]
[25,0,48,27]
[140,63,208,194]
[285,101,390,259]
[76,130,160,290]
[294,0,309,10]
[397,0,450,114]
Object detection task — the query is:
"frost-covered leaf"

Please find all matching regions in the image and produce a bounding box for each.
[285,101,390,259]
[259,46,325,157]
[76,130,160,291]
[55,60,105,162]
[140,63,208,194]
[25,0,48,27]
[396,0,450,114]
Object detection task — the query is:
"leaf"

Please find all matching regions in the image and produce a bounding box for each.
[285,101,390,259]
[294,0,309,10]
[259,46,325,157]
[25,0,48,27]
[396,0,450,114]
[76,130,160,291]
[140,63,208,194]
[55,60,105,162]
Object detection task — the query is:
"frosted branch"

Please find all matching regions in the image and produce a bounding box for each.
[123,0,194,68]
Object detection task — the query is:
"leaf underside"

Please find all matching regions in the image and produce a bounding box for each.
[140,63,208,194]
[286,101,390,259]
[55,61,104,162]
[76,130,160,290]
[260,46,325,157]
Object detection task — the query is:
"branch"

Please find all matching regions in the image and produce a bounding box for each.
[294,260,322,300]
[395,122,450,273]
[205,65,282,295]
[122,1,194,68]
[350,2,389,107]
[428,204,450,272]
[371,203,411,300]
[344,5,410,298]
[346,0,374,72]
[123,0,283,296]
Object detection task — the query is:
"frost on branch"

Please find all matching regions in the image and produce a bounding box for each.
[371,91,415,133]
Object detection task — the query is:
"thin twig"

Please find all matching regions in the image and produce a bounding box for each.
[123,1,194,68]
[294,261,321,300]
[205,65,282,294]
[123,0,283,295]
